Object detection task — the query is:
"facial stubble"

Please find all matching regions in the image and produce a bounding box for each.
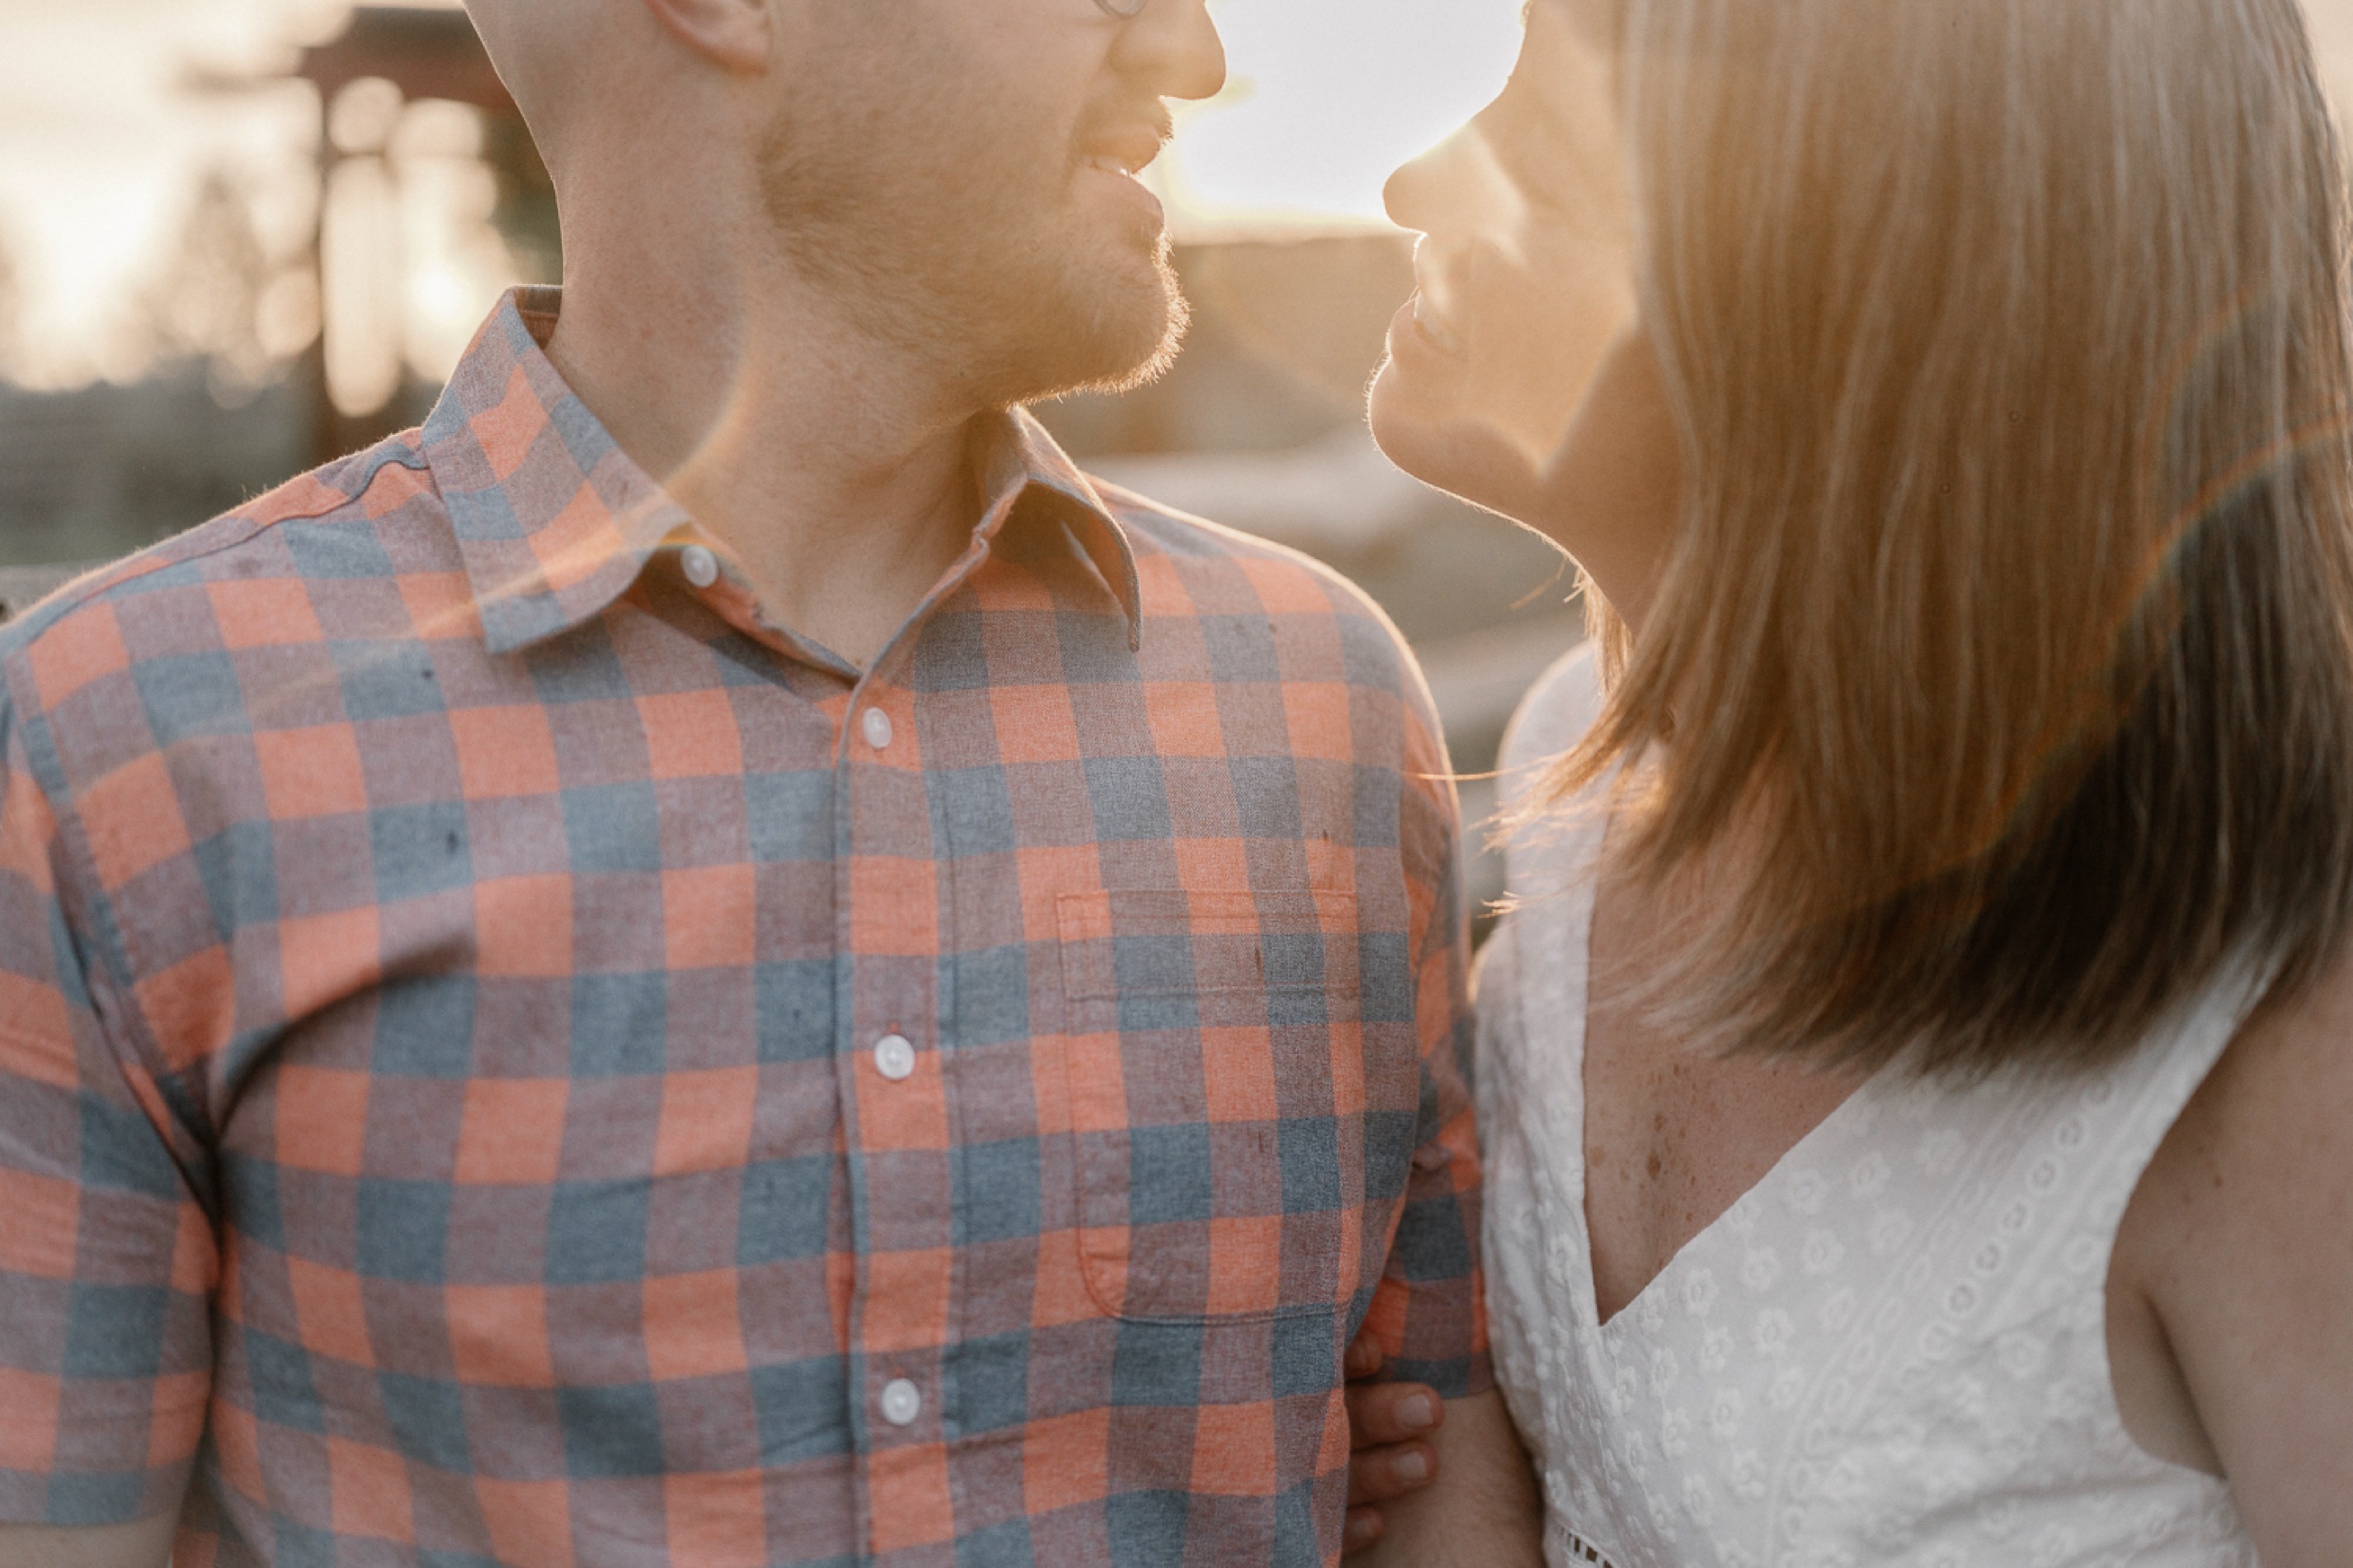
[757,65,1190,410]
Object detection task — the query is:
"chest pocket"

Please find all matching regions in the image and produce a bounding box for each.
[1056,886,1413,1323]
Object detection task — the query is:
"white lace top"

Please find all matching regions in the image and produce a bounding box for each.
[1477,646,2263,1568]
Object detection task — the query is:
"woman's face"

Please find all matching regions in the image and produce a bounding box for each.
[1369,0,1641,525]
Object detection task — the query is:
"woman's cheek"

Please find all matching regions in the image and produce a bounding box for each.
[1470,283,1618,472]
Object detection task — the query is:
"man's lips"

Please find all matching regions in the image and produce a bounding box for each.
[1075,112,1173,178]
[1083,152,1150,179]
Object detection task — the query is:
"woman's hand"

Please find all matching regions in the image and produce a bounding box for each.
[1343,1326,1447,1553]
[1342,1327,1545,1565]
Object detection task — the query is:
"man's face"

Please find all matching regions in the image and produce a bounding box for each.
[762,0,1226,408]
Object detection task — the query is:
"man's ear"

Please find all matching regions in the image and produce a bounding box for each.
[637,0,773,72]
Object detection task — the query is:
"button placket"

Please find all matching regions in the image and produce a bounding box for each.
[839,648,957,1547]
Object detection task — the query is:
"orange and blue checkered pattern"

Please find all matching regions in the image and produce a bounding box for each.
[0,290,1485,1566]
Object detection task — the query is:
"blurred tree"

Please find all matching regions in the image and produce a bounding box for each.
[140,168,274,401]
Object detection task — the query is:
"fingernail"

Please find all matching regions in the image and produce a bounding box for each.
[1398,1394,1435,1430]
[1394,1450,1429,1483]
[1345,1515,1381,1547]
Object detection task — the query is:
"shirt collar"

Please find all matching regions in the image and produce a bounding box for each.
[424,287,1143,657]
[986,407,1146,652]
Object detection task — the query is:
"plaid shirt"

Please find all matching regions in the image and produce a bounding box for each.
[0,289,1485,1567]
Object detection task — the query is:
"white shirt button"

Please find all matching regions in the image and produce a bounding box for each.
[873,1033,917,1081]
[680,544,720,589]
[879,1378,922,1427]
[861,708,894,750]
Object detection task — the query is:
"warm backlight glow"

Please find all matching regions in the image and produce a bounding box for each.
[1160,0,1526,232]
[8,0,2353,386]
[1,0,1526,386]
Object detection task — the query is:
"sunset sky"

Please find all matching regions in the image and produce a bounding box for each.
[8,0,2353,387]
[0,0,1527,386]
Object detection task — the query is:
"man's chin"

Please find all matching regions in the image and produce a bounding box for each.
[1069,308,1187,397]
[996,259,1189,407]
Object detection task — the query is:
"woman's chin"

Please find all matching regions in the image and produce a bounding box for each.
[1369,359,1545,521]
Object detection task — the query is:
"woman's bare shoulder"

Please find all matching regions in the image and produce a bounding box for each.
[2169,946,2353,1192]
[2132,947,2353,1213]
[2122,948,2353,1556]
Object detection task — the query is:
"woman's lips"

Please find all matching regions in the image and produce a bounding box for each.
[1384,296,1472,396]
[1411,290,1468,357]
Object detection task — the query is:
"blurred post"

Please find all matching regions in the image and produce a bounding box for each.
[295,6,556,466]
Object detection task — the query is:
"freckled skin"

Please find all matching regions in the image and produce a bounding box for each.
[1577,810,2353,1564]
[1580,853,1864,1326]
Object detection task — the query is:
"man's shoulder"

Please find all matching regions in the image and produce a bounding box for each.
[1089,474,1421,666]
[1090,474,1378,598]
[1084,476,1455,781]
[0,434,443,683]
[0,433,451,763]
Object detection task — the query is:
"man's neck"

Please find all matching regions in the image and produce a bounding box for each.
[543,253,988,670]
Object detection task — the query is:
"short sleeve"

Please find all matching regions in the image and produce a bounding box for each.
[1364,667,1492,1399]
[0,685,216,1526]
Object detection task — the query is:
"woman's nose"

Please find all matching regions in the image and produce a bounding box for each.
[1385,119,1513,239]
[1384,139,1449,235]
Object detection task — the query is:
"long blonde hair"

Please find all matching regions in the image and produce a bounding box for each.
[1556,0,2353,1075]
